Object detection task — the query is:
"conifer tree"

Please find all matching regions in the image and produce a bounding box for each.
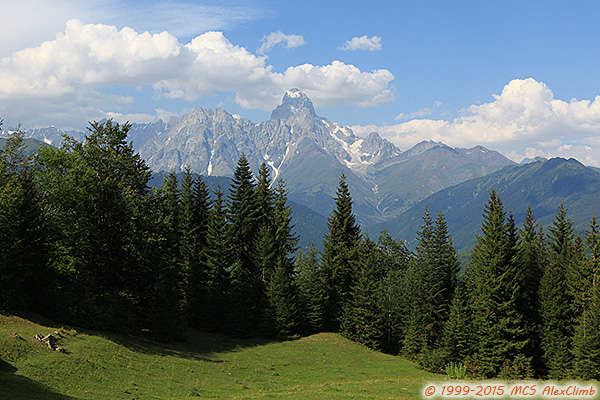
[0,128,47,311]
[377,231,411,355]
[467,190,528,378]
[227,154,261,335]
[261,179,299,338]
[204,183,231,331]
[255,163,275,290]
[340,235,384,349]
[572,215,600,379]
[180,169,210,327]
[149,172,186,340]
[320,173,361,331]
[540,203,577,379]
[403,209,460,371]
[512,206,545,373]
[296,243,326,334]
[442,284,471,364]
[402,209,433,359]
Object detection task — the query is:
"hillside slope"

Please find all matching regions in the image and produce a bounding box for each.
[374,157,600,251]
[0,314,438,399]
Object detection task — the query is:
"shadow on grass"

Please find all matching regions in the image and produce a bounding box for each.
[104,328,277,364]
[0,366,77,400]
[14,311,278,364]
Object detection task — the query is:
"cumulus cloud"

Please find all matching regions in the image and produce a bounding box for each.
[352,78,600,166]
[257,31,306,54]
[339,35,382,51]
[0,20,394,128]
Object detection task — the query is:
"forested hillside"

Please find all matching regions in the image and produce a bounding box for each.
[1,120,599,381]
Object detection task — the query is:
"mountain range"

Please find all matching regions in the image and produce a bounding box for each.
[11,89,600,252]
[19,89,515,226]
[376,157,600,251]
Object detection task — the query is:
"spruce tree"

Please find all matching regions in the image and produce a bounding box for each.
[295,243,326,334]
[205,183,231,331]
[0,128,47,311]
[572,215,600,379]
[340,235,384,349]
[467,190,528,378]
[255,163,275,290]
[402,209,433,359]
[540,203,577,379]
[180,169,210,328]
[320,173,361,331]
[261,179,299,338]
[442,284,471,364]
[377,231,411,355]
[512,206,545,374]
[227,154,261,335]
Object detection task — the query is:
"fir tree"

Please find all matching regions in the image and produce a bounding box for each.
[512,206,545,374]
[467,190,529,378]
[402,209,459,371]
[261,179,299,338]
[572,215,600,379]
[320,173,361,331]
[377,231,411,355]
[442,284,471,364]
[402,209,433,359]
[0,128,47,311]
[254,163,275,289]
[204,183,231,331]
[540,203,577,379]
[340,235,384,349]
[227,154,261,335]
[180,169,210,328]
[295,243,326,334]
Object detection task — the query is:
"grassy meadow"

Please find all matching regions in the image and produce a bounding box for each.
[0,313,440,399]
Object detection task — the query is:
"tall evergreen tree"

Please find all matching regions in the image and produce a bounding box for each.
[204,183,231,331]
[467,190,529,378]
[254,163,275,289]
[540,203,577,379]
[227,154,261,335]
[261,179,299,338]
[402,209,433,359]
[512,206,545,374]
[296,243,326,334]
[179,169,211,327]
[403,209,460,371]
[572,215,600,379]
[340,235,384,349]
[0,127,47,311]
[377,231,412,355]
[320,173,361,331]
[442,284,471,365]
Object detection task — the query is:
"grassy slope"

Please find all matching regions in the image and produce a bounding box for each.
[0,314,439,400]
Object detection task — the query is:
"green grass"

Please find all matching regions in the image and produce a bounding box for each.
[0,313,440,399]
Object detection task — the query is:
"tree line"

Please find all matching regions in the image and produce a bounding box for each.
[0,120,598,380]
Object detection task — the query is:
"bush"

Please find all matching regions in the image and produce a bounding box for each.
[445,362,467,379]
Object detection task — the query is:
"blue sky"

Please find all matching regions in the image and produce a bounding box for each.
[2,0,600,165]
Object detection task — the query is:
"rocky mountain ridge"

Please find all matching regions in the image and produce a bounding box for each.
[18,89,515,224]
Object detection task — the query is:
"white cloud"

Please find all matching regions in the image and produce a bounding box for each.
[257,31,306,54]
[0,20,394,128]
[0,0,266,57]
[352,78,600,166]
[339,35,382,51]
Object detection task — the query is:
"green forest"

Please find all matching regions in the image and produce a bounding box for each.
[1,119,599,381]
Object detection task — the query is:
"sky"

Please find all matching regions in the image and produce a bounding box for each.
[2,0,600,166]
